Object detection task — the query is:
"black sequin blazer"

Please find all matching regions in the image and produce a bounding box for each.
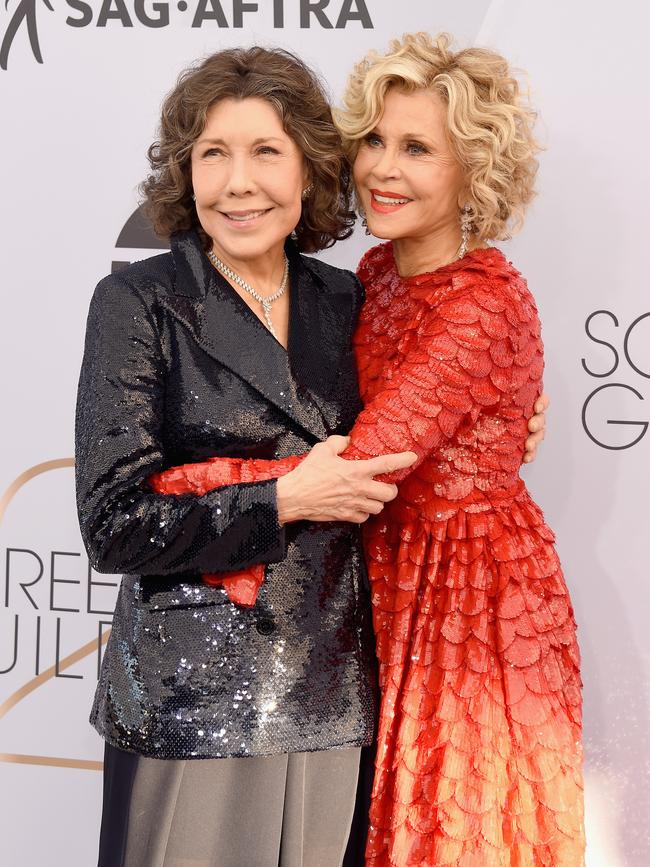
[75,229,377,759]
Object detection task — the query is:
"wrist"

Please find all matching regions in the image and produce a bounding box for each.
[276,473,302,525]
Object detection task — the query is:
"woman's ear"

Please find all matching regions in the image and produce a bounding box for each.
[301,166,314,201]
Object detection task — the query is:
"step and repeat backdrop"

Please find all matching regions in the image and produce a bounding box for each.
[1,1,648,864]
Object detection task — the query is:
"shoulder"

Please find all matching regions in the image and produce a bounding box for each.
[94,252,174,296]
[86,254,177,346]
[299,253,358,294]
[90,252,175,313]
[406,249,541,354]
[433,248,538,327]
[356,242,393,287]
[299,253,365,314]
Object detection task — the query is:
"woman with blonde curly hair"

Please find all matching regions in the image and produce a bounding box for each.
[149,32,582,865]
[334,36,586,865]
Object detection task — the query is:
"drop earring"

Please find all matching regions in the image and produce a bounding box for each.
[458,203,472,258]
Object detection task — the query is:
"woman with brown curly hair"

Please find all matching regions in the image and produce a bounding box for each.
[77,46,418,867]
[147,33,581,866]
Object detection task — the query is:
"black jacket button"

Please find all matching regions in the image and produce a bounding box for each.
[256,618,276,636]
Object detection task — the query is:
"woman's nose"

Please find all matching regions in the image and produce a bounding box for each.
[371,146,401,180]
[225,156,256,196]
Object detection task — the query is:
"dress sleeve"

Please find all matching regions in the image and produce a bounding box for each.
[75,275,286,576]
[340,276,541,483]
[339,288,490,483]
[149,277,536,493]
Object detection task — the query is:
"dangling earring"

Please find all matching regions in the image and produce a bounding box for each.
[301,184,313,201]
[192,193,196,202]
[358,206,371,235]
[458,203,472,258]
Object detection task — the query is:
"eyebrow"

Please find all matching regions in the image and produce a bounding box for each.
[373,127,436,143]
[195,136,285,146]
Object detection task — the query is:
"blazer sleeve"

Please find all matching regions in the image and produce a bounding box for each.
[75,275,286,576]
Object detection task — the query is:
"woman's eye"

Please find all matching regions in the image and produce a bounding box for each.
[406,142,428,155]
[257,146,279,156]
[203,148,224,157]
[365,133,383,148]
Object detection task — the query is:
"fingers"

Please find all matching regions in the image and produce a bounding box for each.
[356,498,386,515]
[525,429,545,451]
[309,509,370,524]
[363,480,399,503]
[335,498,386,519]
[528,411,545,433]
[528,393,549,435]
[321,441,417,477]
[358,451,418,477]
[523,428,545,462]
[322,435,351,455]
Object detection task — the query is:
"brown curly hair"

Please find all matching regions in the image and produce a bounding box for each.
[141,47,356,253]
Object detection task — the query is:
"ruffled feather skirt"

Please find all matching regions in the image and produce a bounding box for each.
[363,489,585,867]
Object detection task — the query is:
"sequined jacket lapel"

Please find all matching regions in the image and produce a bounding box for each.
[286,242,358,434]
[160,230,352,442]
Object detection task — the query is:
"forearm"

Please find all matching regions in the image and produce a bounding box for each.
[148,453,304,494]
[79,471,287,576]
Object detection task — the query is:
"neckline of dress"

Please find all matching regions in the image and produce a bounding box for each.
[387,242,503,285]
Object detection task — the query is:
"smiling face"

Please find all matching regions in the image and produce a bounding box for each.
[191,97,308,268]
[353,88,466,245]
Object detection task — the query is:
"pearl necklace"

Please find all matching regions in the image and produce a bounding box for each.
[207,250,289,339]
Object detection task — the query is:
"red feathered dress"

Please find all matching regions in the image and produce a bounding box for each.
[150,244,585,866]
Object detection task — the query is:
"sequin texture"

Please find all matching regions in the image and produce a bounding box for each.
[151,243,586,865]
[75,230,377,759]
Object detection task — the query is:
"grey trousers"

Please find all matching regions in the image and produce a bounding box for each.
[98,744,361,867]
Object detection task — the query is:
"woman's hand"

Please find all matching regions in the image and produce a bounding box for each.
[523,392,549,463]
[276,435,417,525]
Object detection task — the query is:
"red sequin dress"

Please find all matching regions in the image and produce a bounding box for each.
[150,244,585,866]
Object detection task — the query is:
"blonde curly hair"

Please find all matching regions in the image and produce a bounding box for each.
[336,32,540,241]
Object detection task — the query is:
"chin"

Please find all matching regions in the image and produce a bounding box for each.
[368,229,392,241]
[367,222,405,242]
[214,224,275,250]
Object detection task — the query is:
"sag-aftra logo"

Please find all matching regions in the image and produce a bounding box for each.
[0,0,374,70]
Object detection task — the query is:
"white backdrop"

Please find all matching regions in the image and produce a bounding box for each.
[1,1,648,864]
